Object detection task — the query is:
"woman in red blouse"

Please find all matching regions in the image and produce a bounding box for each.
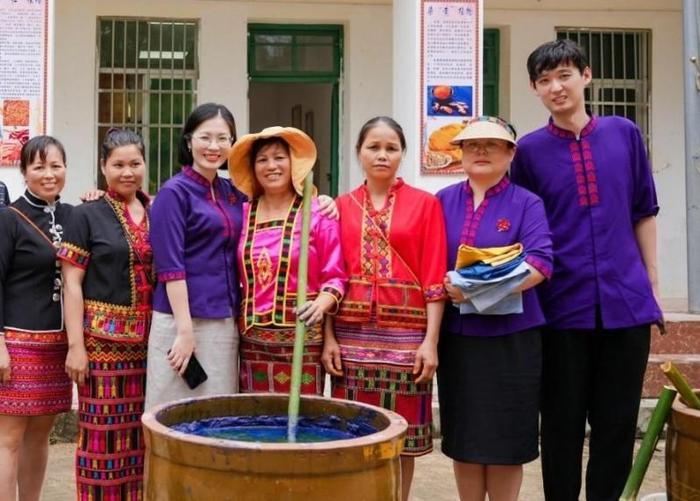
[322,116,447,501]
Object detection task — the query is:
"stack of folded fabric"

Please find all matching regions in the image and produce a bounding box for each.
[447,243,530,315]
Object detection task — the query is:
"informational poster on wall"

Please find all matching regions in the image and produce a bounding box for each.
[0,0,49,167]
[420,0,482,175]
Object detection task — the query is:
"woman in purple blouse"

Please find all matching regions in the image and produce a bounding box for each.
[436,117,553,501]
[145,103,244,409]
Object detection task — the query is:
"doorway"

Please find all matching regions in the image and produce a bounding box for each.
[247,24,342,196]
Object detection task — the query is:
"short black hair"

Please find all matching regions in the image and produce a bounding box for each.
[20,135,67,174]
[527,39,589,84]
[250,137,290,167]
[178,103,237,168]
[101,128,146,163]
[355,116,407,155]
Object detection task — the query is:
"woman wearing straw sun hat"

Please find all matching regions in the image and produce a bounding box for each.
[435,116,553,501]
[229,126,347,395]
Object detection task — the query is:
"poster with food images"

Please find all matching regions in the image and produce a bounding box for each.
[0,0,49,167]
[420,0,482,175]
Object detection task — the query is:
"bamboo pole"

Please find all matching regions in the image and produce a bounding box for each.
[619,386,677,501]
[661,360,700,409]
[287,173,314,442]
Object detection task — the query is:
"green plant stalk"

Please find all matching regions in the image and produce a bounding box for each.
[619,386,677,501]
[287,173,314,442]
[661,360,700,409]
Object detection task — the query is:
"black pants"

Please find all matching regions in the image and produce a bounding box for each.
[540,321,650,501]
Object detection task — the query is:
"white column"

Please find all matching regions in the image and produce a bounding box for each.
[392,0,421,188]
[392,0,462,194]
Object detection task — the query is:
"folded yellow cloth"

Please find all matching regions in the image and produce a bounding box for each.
[455,243,524,269]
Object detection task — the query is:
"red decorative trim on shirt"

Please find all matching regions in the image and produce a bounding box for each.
[525,254,553,280]
[157,270,186,282]
[105,193,154,307]
[569,139,601,207]
[423,283,447,302]
[182,165,215,188]
[57,243,90,269]
[460,177,510,246]
[241,197,303,331]
[546,115,598,139]
[320,286,344,314]
[360,184,398,279]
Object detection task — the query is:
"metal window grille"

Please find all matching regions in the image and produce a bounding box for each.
[247,24,342,80]
[96,18,198,193]
[557,28,651,150]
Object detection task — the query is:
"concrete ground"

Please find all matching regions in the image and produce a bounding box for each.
[43,439,667,501]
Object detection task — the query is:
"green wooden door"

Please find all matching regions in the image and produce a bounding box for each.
[483,29,500,116]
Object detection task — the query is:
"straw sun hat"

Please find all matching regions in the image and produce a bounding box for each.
[228,126,317,198]
[450,116,517,146]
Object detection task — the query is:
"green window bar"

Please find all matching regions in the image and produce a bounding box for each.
[96,17,199,193]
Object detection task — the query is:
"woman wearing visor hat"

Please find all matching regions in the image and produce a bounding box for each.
[436,116,553,501]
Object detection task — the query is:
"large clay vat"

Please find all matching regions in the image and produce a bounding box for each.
[666,391,700,500]
[142,394,407,501]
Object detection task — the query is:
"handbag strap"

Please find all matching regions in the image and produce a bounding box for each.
[348,192,423,288]
[8,206,57,251]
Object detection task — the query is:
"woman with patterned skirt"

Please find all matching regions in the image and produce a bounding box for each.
[322,117,447,501]
[228,127,346,395]
[60,129,152,500]
[0,136,73,501]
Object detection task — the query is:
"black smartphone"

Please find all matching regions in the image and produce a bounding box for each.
[168,351,208,390]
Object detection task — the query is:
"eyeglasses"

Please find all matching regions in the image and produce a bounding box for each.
[462,141,508,154]
[192,134,234,147]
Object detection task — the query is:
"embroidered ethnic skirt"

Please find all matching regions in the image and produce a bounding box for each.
[331,318,433,456]
[239,325,324,395]
[0,329,72,415]
[76,334,147,501]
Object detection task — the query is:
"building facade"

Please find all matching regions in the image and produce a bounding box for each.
[0,0,688,310]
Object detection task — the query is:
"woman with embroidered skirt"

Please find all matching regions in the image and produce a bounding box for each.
[144,103,246,410]
[322,117,447,501]
[228,127,346,395]
[436,117,553,501]
[60,129,152,500]
[0,136,73,501]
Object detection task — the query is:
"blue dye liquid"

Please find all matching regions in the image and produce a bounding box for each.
[172,415,377,443]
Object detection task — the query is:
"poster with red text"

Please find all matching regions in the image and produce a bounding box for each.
[420,0,482,175]
[0,0,49,167]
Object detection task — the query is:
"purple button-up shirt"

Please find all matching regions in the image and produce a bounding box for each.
[510,115,662,330]
[437,177,553,337]
[150,166,246,319]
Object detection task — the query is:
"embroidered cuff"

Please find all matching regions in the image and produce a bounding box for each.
[525,255,553,280]
[157,270,187,282]
[57,243,90,269]
[320,286,344,315]
[424,283,447,302]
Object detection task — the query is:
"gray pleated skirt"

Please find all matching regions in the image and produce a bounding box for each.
[144,311,240,411]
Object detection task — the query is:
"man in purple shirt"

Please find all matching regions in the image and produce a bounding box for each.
[510,39,662,501]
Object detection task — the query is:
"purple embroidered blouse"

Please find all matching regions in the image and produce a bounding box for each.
[510,115,662,330]
[437,177,553,337]
[150,166,246,319]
